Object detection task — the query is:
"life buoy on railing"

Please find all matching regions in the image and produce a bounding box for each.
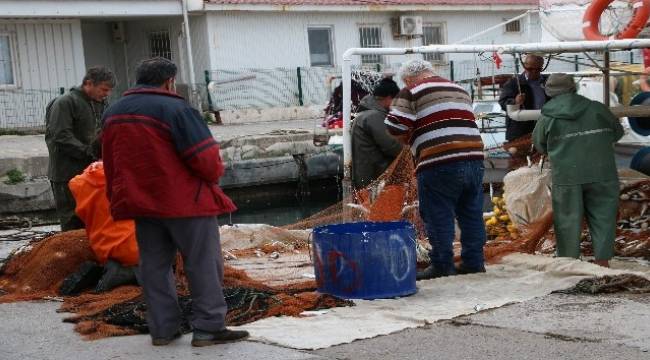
[583,0,650,40]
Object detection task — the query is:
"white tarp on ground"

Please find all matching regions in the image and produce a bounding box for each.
[237,254,650,350]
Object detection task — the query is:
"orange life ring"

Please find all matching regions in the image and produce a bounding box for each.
[583,0,650,40]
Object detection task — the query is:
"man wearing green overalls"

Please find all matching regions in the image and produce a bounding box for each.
[533,73,623,267]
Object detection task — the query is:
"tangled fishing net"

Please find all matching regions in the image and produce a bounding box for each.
[0,231,352,339]
[555,274,650,295]
[287,135,650,264]
[1,129,649,340]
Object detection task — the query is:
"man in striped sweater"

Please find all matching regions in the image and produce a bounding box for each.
[385,59,487,280]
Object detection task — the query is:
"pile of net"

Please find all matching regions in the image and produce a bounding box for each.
[0,230,352,340]
[555,274,650,295]
[286,146,550,264]
[287,142,650,263]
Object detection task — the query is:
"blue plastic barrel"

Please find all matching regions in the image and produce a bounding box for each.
[311,221,417,300]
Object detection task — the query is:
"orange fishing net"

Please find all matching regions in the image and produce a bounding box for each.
[2,136,648,341]
[287,142,650,264]
[0,232,351,339]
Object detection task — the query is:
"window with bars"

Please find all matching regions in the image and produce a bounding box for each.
[148,30,172,60]
[505,19,521,33]
[422,25,444,62]
[359,26,383,64]
[0,34,16,86]
[308,27,334,66]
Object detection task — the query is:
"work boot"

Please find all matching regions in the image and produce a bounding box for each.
[152,331,182,346]
[59,261,103,295]
[416,265,455,281]
[95,260,138,293]
[456,263,486,275]
[191,329,250,347]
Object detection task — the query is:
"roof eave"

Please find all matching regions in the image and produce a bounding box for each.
[0,0,184,18]
[202,4,538,12]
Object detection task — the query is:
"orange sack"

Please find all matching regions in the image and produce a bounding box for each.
[68,161,139,266]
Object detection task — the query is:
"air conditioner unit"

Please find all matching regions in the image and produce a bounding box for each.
[400,16,423,36]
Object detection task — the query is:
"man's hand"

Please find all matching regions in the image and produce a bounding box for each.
[515,93,525,106]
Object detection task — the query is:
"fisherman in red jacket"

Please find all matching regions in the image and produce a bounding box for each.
[101,57,248,347]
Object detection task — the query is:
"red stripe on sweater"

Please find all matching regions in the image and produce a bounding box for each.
[415,109,475,129]
[104,114,171,130]
[181,137,217,158]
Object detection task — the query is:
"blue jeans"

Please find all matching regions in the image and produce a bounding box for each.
[416,160,486,273]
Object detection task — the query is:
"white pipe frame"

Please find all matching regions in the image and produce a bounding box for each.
[341,39,650,201]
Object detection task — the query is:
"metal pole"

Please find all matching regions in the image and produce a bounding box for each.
[342,57,353,209]
[514,54,520,74]
[574,55,579,72]
[604,51,611,107]
[449,60,455,81]
[122,40,130,87]
[527,11,532,43]
[204,70,213,111]
[181,0,199,109]
[297,67,304,106]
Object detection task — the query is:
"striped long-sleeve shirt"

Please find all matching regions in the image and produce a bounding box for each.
[384,76,484,173]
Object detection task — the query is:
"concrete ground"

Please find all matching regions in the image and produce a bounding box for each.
[1,291,648,360]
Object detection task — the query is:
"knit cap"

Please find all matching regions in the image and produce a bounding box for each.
[544,73,576,97]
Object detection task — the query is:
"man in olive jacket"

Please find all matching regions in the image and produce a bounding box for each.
[45,67,115,231]
[352,78,403,189]
[533,73,624,268]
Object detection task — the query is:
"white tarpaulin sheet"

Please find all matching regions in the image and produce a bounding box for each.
[238,254,649,350]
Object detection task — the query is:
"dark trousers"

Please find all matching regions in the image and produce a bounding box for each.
[50,181,84,231]
[135,216,227,338]
[416,160,487,273]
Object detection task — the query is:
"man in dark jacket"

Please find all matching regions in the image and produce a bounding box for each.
[533,73,624,268]
[352,78,403,189]
[499,54,548,141]
[45,67,114,231]
[102,58,248,347]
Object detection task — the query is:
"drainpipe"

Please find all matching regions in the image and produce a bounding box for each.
[506,104,650,121]
[181,0,199,109]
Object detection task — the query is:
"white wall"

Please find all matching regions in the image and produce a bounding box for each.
[115,17,186,86]
[189,14,211,85]
[81,21,123,93]
[0,19,85,90]
[0,19,85,128]
[82,22,116,70]
[205,11,541,69]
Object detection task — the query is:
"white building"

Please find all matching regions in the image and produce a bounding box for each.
[0,0,540,128]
